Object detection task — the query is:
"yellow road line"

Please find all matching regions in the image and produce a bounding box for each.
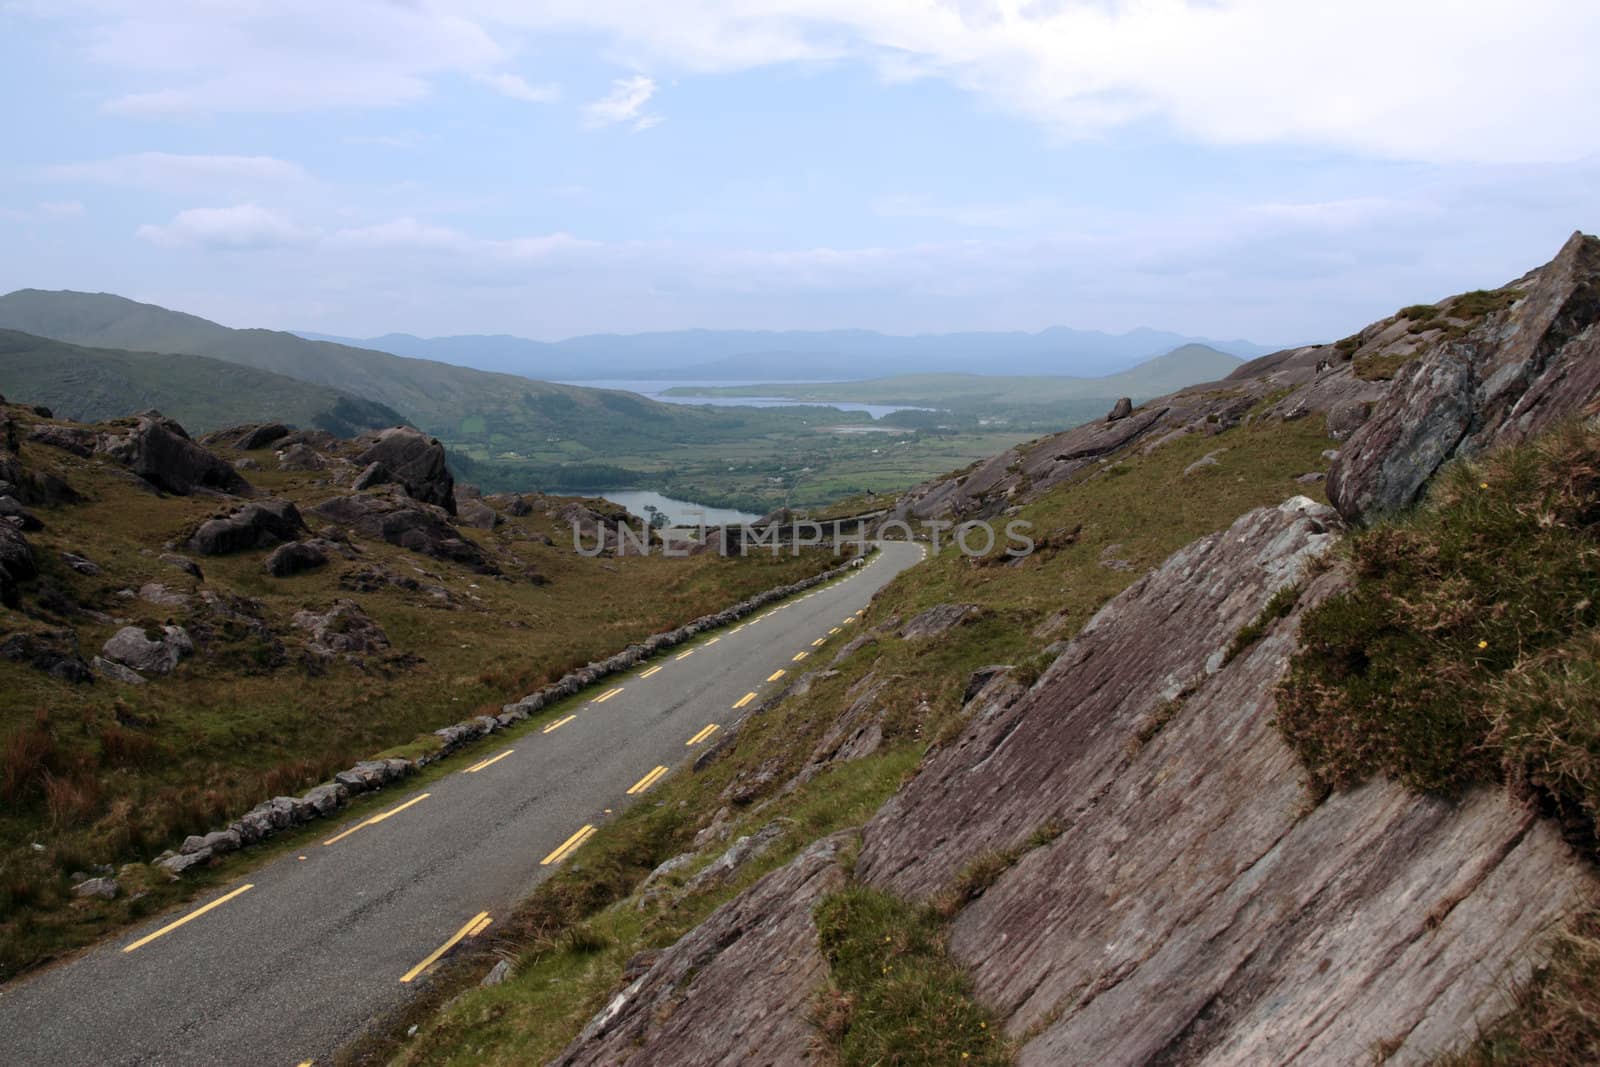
[733,691,758,709]
[811,638,825,646]
[842,616,856,624]
[465,749,513,774]
[591,687,624,704]
[767,669,786,682]
[541,824,597,865]
[323,793,432,846]
[675,649,696,661]
[399,910,490,983]
[828,627,840,634]
[123,884,254,953]
[705,637,720,646]
[543,714,577,734]
[467,915,493,938]
[792,651,809,662]
[687,722,721,745]
[626,765,669,795]
[640,665,662,679]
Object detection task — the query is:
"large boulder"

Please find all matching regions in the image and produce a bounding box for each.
[355,427,455,513]
[101,625,194,675]
[311,488,495,572]
[1328,231,1600,523]
[100,413,251,496]
[0,523,36,606]
[186,499,308,556]
[240,424,290,450]
[264,540,329,578]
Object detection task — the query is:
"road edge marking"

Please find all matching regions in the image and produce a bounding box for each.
[123,884,255,953]
[399,910,490,983]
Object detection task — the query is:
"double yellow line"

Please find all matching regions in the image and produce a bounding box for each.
[686,722,721,745]
[541,823,597,865]
[323,793,432,847]
[626,765,669,795]
[465,749,513,774]
[399,911,492,983]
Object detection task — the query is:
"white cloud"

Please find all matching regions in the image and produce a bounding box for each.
[0,200,88,223]
[583,74,661,130]
[480,72,560,103]
[43,153,307,194]
[477,0,1600,164]
[137,203,316,250]
[39,1,1600,160]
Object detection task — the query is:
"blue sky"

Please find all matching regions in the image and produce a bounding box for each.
[1,1,1596,345]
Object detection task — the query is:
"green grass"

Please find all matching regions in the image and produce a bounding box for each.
[1223,581,1305,664]
[1276,423,1600,831]
[814,886,1012,1067]
[1355,351,1415,381]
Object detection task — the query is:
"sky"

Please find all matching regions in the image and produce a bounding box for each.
[1,1,1597,346]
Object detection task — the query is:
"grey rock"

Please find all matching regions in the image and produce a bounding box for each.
[311,488,495,572]
[157,849,211,875]
[138,582,192,609]
[61,552,100,576]
[186,498,307,556]
[264,540,328,578]
[355,426,455,512]
[0,495,43,530]
[92,655,146,685]
[292,599,390,660]
[899,603,977,640]
[101,625,193,675]
[1329,232,1600,523]
[0,629,93,683]
[72,876,118,900]
[99,412,251,496]
[0,522,36,606]
[1106,396,1134,421]
[1183,449,1224,476]
[481,960,512,988]
[27,424,100,458]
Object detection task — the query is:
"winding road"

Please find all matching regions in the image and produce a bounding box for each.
[0,541,926,1066]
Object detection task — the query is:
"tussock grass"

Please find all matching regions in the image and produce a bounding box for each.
[1276,423,1600,830]
[814,886,1011,1067]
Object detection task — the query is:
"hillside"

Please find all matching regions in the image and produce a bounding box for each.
[0,330,404,436]
[379,232,1600,1067]
[662,343,1244,405]
[0,290,1059,511]
[299,326,1275,381]
[0,402,841,980]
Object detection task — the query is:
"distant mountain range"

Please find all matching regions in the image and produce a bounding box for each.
[296,326,1279,382]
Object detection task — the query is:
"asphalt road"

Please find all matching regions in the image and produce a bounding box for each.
[0,541,924,1066]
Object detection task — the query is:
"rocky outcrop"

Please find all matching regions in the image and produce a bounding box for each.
[101,625,194,675]
[0,629,92,683]
[845,497,1595,1065]
[0,522,36,606]
[354,427,455,513]
[291,599,390,661]
[99,413,251,496]
[898,603,976,640]
[551,833,852,1067]
[1328,231,1600,523]
[186,499,308,556]
[27,424,99,458]
[275,442,327,471]
[311,488,494,572]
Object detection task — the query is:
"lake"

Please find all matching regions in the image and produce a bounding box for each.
[574,489,763,528]
[560,379,926,420]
